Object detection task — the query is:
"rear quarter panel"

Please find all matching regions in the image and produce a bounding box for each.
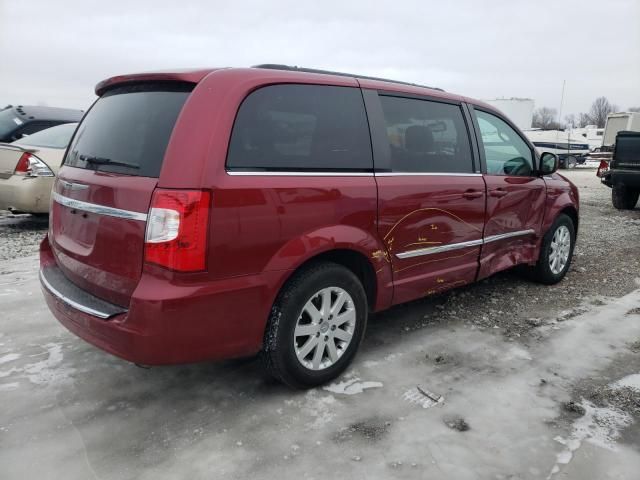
[210,174,392,311]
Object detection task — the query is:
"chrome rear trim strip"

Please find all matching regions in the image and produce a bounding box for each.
[39,270,111,319]
[52,192,147,222]
[395,229,535,259]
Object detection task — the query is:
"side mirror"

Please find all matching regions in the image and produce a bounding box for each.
[540,152,559,175]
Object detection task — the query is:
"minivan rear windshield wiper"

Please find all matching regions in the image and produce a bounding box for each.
[79,154,139,169]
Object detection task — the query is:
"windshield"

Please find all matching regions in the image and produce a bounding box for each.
[14,123,78,149]
[63,82,192,177]
[0,109,22,139]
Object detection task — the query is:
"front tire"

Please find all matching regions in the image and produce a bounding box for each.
[612,184,639,210]
[528,214,575,285]
[260,262,368,389]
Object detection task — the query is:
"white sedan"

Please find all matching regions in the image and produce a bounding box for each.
[0,123,77,214]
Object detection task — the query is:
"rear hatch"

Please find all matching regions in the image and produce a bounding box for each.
[50,82,193,307]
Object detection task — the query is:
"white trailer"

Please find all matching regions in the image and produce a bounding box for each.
[570,125,604,151]
[602,112,640,147]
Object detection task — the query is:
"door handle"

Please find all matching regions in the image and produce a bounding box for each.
[462,189,484,200]
[489,188,508,198]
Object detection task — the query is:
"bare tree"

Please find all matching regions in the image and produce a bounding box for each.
[629,106,640,113]
[577,112,592,127]
[532,107,561,129]
[588,97,618,127]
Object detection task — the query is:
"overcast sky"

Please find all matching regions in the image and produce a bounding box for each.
[1,0,638,117]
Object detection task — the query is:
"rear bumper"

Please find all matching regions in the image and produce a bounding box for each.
[0,175,53,213]
[40,235,287,365]
[606,169,640,189]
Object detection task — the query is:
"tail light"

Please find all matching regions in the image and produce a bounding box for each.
[596,160,609,178]
[144,189,211,272]
[14,152,54,177]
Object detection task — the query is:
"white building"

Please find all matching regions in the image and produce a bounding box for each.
[485,98,535,130]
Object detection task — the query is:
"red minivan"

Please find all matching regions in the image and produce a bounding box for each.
[40,65,579,388]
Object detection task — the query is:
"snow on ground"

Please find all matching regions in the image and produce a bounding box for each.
[1,253,640,479]
[612,374,640,392]
[323,377,384,395]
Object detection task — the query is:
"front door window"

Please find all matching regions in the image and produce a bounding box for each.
[475,110,533,176]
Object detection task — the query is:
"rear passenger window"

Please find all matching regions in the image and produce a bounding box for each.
[227,84,372,172]
[379,96,474,173]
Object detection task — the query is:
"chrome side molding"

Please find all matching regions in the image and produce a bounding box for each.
[226,171,482,177]
[52,192,147,222]
[395,229,536,259]
[483,229,536,244]
[395,238,484,259]
[226,171,374,177]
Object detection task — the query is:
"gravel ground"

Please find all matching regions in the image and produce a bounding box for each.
[0,213,47,261]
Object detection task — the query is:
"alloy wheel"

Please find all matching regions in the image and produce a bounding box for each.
[549,225,571,274]
[293,287,356,371]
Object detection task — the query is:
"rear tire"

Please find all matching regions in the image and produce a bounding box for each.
[260,262,368,389]
[612,184,639,210]
[527,214,575,285]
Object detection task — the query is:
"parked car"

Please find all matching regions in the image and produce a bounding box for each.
[601,130,640,209]
[0,105,83,143]
[0,123,78,214]
[40,66,579,388]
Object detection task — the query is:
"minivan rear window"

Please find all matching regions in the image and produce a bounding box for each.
[227,84,373,172]
[64,82,192,177]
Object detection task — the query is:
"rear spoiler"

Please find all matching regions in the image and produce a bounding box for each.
[95,69,213,96]
[0,142,38,154]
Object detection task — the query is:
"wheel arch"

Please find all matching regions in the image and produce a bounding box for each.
[264,225,393,313]
[286,249,379,310]
[559,205,579,236]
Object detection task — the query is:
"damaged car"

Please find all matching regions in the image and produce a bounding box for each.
[40,66,580,388]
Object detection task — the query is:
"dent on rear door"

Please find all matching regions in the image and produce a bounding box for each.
[364,91,486,305]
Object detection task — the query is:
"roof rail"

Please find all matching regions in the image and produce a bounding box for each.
[252,64,444,92]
